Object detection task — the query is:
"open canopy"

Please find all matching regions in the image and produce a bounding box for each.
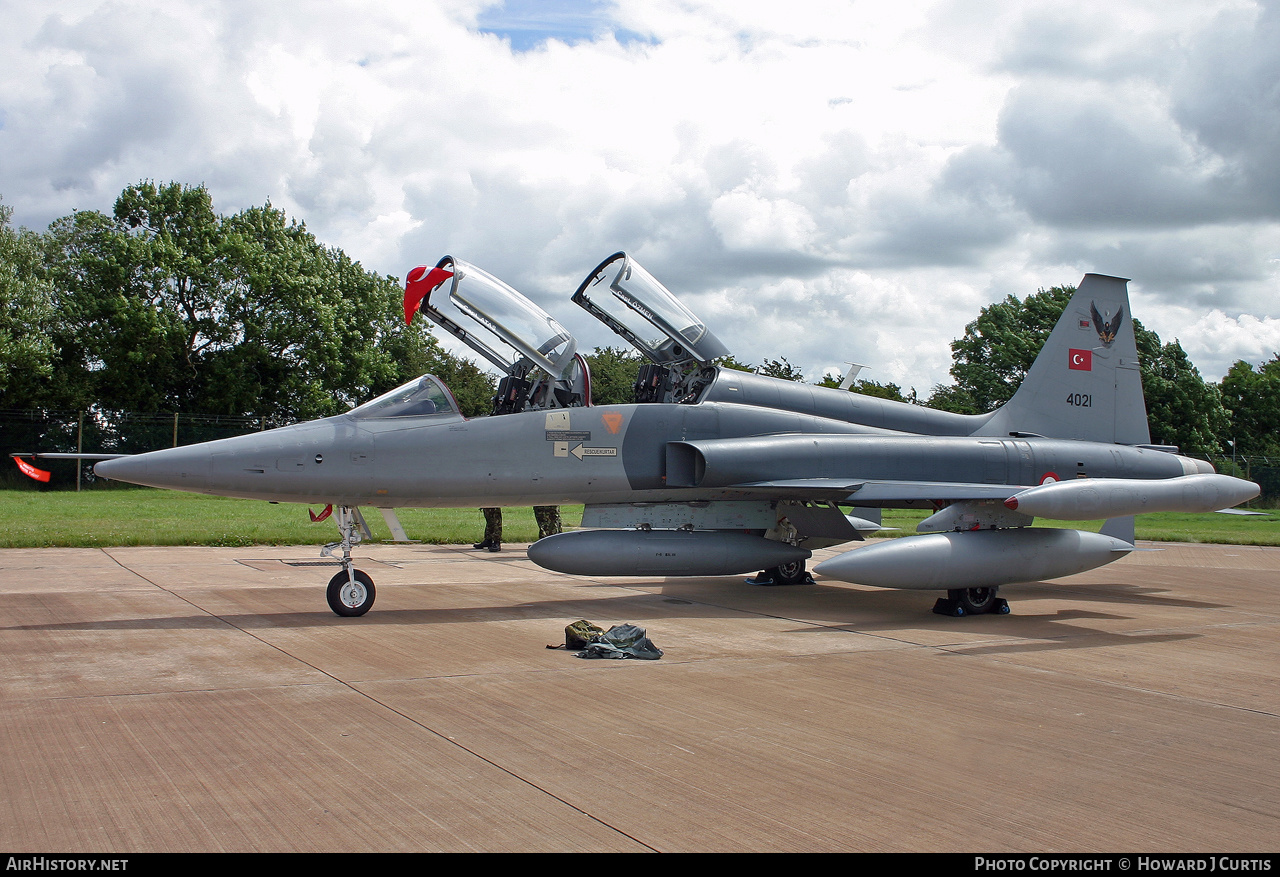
[406,256,578,381]
[572,252,729,367]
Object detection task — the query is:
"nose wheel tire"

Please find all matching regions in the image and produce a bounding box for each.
[327,569,375,617]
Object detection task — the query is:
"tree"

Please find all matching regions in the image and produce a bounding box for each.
[40,184,240,413]
[923,383,980,414]
[1219,356,1280,458]
[0,202,57,408]
[583,346,643,405]
[713,354,754,373]
[711,354,805,381]
[1137,334,1230,455]
[206,200,433,422]
[756,356,804,382]
[38,181,453,425]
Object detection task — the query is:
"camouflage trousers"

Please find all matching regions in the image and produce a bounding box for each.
[481,507,502,544]
[534,506,562,540]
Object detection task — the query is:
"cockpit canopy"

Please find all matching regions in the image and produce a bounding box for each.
[572,252,729,368]
[403,251,733,411]
[404,256,591,411]
[406,256,578,381]
[349,375,460,420]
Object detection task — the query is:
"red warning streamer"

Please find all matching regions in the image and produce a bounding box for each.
[14,457,51,482]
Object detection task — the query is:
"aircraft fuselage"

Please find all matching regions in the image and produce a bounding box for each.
[94,398,1203,509]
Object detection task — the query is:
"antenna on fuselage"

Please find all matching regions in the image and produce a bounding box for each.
[838,362,867,390]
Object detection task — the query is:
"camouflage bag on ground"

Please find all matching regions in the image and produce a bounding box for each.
[576,623,663,660]
[563,619,605,650]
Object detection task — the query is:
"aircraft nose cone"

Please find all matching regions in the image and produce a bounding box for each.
[94,447,211,490]
[94,456,144,482]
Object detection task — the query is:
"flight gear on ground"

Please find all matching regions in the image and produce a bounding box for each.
[576,623,664,660]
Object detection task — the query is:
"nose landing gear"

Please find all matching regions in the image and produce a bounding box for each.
[321,506,376,617]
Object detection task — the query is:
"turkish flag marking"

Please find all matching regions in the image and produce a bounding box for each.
[1069,348,1092,370]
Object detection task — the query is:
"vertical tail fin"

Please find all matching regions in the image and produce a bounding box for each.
[978,274,1151,445]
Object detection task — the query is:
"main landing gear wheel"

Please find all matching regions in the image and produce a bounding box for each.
[745,559,814,586]
[932,587,1010,617]
[327,569,375,617]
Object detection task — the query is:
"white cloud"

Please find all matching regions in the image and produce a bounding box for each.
[1,0,1277,393]
[1178,310,1280,376]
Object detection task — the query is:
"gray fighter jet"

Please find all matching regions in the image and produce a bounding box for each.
[94,252,1259,618]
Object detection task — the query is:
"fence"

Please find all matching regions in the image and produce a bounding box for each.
[1,409,264,489]
[1203,454,1280,505]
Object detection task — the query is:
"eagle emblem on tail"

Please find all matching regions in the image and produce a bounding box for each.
[1090,301,1124,347]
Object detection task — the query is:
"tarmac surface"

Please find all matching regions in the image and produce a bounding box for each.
[1,538,1278,853]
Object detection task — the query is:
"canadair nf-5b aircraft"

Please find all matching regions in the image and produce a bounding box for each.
[91,252,1259,618]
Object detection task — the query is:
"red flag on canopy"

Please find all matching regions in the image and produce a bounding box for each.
[403,266,453,325]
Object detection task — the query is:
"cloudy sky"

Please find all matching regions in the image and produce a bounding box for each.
[3,0,1279,393]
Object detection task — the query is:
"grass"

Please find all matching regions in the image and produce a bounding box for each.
[0,489,1274,549]
[0,489,584,548]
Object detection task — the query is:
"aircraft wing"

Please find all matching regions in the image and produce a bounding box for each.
[724,479,866,500]
[724,479,1022,504]
[12,452,131,460]
[848,480,1022,503]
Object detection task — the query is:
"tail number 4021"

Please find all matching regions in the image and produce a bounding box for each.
[1066,392,1092,407]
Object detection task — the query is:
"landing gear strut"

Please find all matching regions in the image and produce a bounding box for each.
[746,559,814,586]
[321,505,376,617]
[932,587,1010,617]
